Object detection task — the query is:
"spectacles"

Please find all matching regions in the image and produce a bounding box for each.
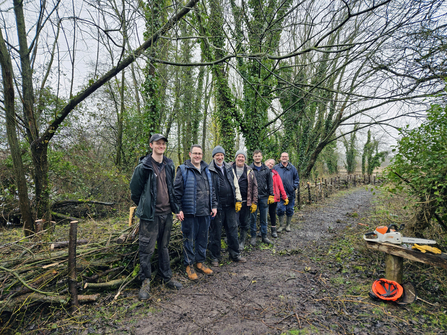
[191,152,203,156]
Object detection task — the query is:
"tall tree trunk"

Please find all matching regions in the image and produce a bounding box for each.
[115,70,125,168]
[0,28,34,235]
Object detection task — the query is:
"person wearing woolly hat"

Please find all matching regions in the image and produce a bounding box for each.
[235,149,247,161]
[212,145,225,157]
[231,150,258,251]
[208,146,246,266]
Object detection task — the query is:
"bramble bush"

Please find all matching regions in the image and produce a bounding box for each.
[385,103,447,236]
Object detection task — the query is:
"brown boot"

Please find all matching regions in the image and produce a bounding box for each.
[186,265,198,281]
[196,263,213,275]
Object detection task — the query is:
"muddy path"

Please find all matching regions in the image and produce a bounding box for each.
[126,188,389,335]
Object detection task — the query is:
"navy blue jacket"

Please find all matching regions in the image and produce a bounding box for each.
[274,162,299,197]
[174,160,217,216]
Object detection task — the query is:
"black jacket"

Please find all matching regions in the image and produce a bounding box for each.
[209,160,242,210]
[129,155,179,221]
[249,163,274,199]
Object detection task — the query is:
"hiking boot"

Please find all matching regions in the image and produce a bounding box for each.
[231,255,247,263]
[186,265,198,281]
[262,234,274,245]
[286,216,292,232]
[138,278,151,300]
[250,236,257,246]
[239,230,248,251]
[277,215,285,233]
[164,279,183,290]
[211,259,219,267]
[196,263,213,275]
[271,226,278,238]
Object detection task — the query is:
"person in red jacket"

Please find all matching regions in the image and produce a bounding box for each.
[265,159,289,237]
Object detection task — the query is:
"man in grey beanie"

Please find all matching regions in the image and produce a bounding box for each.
[208,146,246,266]
[231,150,258,250]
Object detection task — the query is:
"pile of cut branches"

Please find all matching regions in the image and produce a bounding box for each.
[0,219,184,316]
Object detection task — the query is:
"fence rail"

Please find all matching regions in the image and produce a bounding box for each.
[296,174,382,209]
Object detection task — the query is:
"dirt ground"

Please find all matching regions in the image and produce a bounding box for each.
[94,187,441,335]
[7,187,446,334]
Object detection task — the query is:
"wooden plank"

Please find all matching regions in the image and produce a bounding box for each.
[366,242,447,269]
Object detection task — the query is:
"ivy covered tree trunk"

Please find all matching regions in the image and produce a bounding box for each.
[0,28,34,235]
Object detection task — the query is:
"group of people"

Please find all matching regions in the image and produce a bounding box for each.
[129,134,300,300]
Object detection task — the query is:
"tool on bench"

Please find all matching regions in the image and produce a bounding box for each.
[363,224,436,245]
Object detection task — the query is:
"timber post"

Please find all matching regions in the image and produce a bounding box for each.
[68,220,79,311]
[385,254,403,283]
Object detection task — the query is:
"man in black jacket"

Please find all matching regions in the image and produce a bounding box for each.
[249,150,275,246]
[208,146,247,267]
[129,134,182,300]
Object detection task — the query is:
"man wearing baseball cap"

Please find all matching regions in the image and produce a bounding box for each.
[130,134,182,300]
[208,146,246,267]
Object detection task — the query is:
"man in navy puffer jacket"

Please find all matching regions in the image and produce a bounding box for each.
[174,144,217,281]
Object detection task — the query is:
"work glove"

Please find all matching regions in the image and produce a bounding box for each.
[235,202,242,213]
[250,204,257,213]
[412,244,442,254]
[284,198,289,206]
[267,195,275,205]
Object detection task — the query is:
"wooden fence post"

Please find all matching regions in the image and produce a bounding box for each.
[68,220,79,311]
[307,182,311,204]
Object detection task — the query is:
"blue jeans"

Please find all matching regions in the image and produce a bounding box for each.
[181,216,210,266]
[250,197,268,237]
[277,195,295,217]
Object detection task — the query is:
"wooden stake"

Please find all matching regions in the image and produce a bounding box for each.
[68,220,79,310]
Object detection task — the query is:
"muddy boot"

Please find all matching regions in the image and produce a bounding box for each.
[239,230,248,251]
[262,234,273,245]
[271,226,278,238]
[196,263,213,275]
[138,278,151,300]
[277,215,285,233]
[186,265,198,281]
[285,216,292,232]
[250,235,257,246]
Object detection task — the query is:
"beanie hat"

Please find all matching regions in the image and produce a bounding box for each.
[212,145,225,157]
[235,150,247,160]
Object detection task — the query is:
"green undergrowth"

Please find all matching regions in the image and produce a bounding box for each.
[325,186,447,331]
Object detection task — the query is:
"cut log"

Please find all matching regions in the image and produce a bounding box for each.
[84,278,127,290]
[50,239,89,250]
[365,242,447,269]
[0,293,99,312]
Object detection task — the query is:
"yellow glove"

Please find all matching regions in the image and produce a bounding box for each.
[250,204,257,213]
[235,202,242,213]
[284,198,289,206]
[412,244,442,254]
[267,195,275,205]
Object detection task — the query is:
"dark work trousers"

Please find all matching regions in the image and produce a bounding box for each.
[208,206,240,261]
[139,214,173,282]
[237,202,251,233]
[268,202,278,227]
[181,215,210,266]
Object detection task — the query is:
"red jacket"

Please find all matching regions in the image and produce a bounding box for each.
[272,169,288,202]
